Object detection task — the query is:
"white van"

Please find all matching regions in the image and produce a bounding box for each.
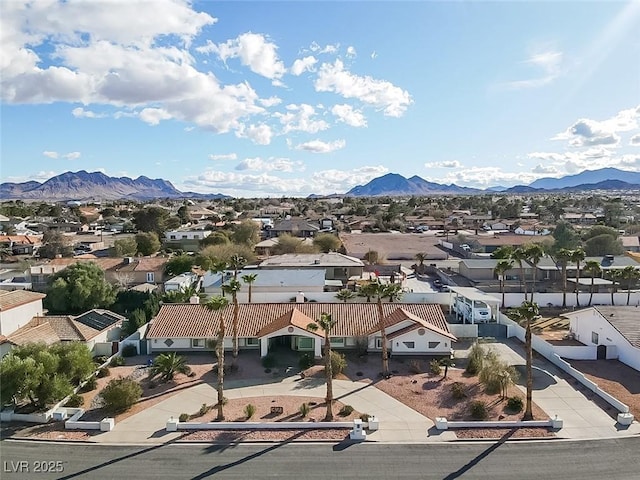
[454,297,492,323]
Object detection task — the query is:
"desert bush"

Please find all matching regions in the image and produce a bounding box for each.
[429,359,442,375]
[198,403,211,417]
[109,356,125,367]
[244,403,256,419]
[101,377,142,414]
[506,396,524,412]
[299,402,310,417]
[97,367,110,378]
[479,352,518,397]
[299,353,314,370]
[262,354,276,369]
[450,382,466,400]
[330,351,347,378]
[466,343,485,375]
[121,345,138,357]
[359,413,370,422]
[470,400,488,420]
[179,413,189,422]
[93,355,108,365]
[65,393,84,408]
[408,359,422,374]
[339,405,354,416]
[81,376,97,392]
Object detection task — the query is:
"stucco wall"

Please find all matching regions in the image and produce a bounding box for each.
[0,300,43,336]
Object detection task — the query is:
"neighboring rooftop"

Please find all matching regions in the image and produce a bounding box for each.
[259,252,364,268]
[594,306,640,348]
[0,290,45,311]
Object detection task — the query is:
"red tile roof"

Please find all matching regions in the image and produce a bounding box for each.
[256,308,324,338]
[147,303,453,340]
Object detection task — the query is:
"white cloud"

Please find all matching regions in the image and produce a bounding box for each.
[43,151,59,159]
[274,104,329,134]
[553,106,639,147]
[209,153,237,161]
[502,48,564,90]
[64,151,81,160]
[307,42,339,55]
[72,107,105,118]
[531,164,559,174]
[197,33,285,79]
[631,134,640,146]
[259,96,282,107]
[290,56,318,76]
[346,46,357,58]
[370,51,378,60]
[236,123,273,145]
[139,107,172,125]
[330,104,367,127]
[430,167,539,188]
[424,160,462,168]
[315,60,412,117]
[235,157,303,172]
[294,139,346,153]
[43,150,80,160]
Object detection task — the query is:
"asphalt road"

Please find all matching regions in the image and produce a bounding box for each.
[2,437,639,480]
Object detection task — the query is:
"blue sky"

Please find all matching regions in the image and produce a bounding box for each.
[1,0,639,197]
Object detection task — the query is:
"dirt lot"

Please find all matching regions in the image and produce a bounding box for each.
[570,360,640,419]
[339,232,448,260]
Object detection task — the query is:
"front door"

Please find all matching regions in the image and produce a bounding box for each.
[112,342,119,355]
[597,344,607,360]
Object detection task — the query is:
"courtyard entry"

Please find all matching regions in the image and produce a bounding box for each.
[597,344,607,360]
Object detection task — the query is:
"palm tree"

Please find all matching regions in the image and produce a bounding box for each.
[583,260,601,307]
[414,252,427,274]
[371,280,404,376]
[524,244,545,302]
[241,273,258,303]
[221,279,242,362]
[570,248,585,307]
[307,312,337,421]
[229,254,246,281]
[608,269,621,305]
[205,296,229,421]
[510,247,528,302]
[554,248,573,308]
[494,260,513,309]
[357,282,378,303]
[621,266,640,306]
[512,301,539,421]
[147,352,191,383]
[335,289,355,303]
[212,260,229,293]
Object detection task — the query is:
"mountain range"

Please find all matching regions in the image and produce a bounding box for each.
[345,168,640,197]
[0,171,229,201]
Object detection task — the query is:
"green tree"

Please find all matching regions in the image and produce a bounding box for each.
[177,205,191,225]
[231,219,260,246]
[205,296,229,421]
[510,247,528,301]
[112,237,137,257]
[45,262,116,314]
[583,261,601,307]
[313,233,342,253]
[370,280,403,376]
[551,222,579,253]
[357,282,378,302]
[570,248,586,307]
[511,301,539,421]
[584,234,624,257]
[272,234,318,255]
[132,207,170,235]
[135,232,161,256]
[101,377,142,414]
[414,252,427,273]
[307,312,337,421]
[49,342,94,384]
[123,308,147,336]
[494,260,513,309]
[608,269,622,305]
[200,232,230,248]
[148,353,191,382]
[165,254,195,277]
[241,274,258,303]
[38,230,73,259]
[199,244,256,265]
[621,266,640,306]
[525,244,545,302]
[363,250,380,265]
[335,289,356,303]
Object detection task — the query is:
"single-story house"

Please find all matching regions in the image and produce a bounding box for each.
[164,272,198,293]
[0,290,46,336]
[266,218,320,238]
[202,268,326,297]
[164,229,212,252]
[254,237,314,257]
[0,309,125,358]
[107,257,169,286]
[259,252,364,283]
[564,306,640,371]
[622,236,640,253]
[145,302,456,358]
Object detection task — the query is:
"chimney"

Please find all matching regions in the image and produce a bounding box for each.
[189,295,200,304]
[295,291,305,303]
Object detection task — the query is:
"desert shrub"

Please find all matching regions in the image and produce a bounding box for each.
[299,402,310,417]
[262,354,276,368]
[479,352,518,397]
[330,351,347,378]
[93,355,108,365]
[338,405,354,417]
[121,345,138,357]
[506,396,524,412]
[109,356,125,367]
[97,367,110,378]
[359,413,370,422]
[244,403,256,419]
[429,359,442,375]
[65,393,84,408]
[198,403,211,416]
[408,359,422,374]
[470,400,488,420]
[101,377,142,414]
[299,353,314,370]
[466,343,485,375]
[81,376,97,392]
[450,382,466,400]
[179,413,189,422]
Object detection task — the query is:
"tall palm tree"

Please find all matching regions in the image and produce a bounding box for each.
[229,254,246,281]
[494,260,513,309]
[621,266,640,306]
[524,244,545,303]
[221,279,242,362]
[357,282,378,303]
[414,252,427,274]
[212,260,229,293]
[583,260,601,307]
[307,312,337,421]
[335,289,356,303]
[371,280,404,376]
[554,248,573,308]
[204,296,229,421]
[510,247,528,302]
[241,273,258,303]
[512,301,539,421]
[608,269,621,306]
[570,248,586,307]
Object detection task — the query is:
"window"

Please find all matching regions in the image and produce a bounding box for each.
[170,235,176,240]
[146,272,155,283]
[591,332,599,344]
[182,235,188,239]
[402,341,415,349]
[428,341,441,349]
[191,339,205,348]
[246,338,259,346]
[298,337,313,349]
[330,337,345,346]
[375,337,383,349]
